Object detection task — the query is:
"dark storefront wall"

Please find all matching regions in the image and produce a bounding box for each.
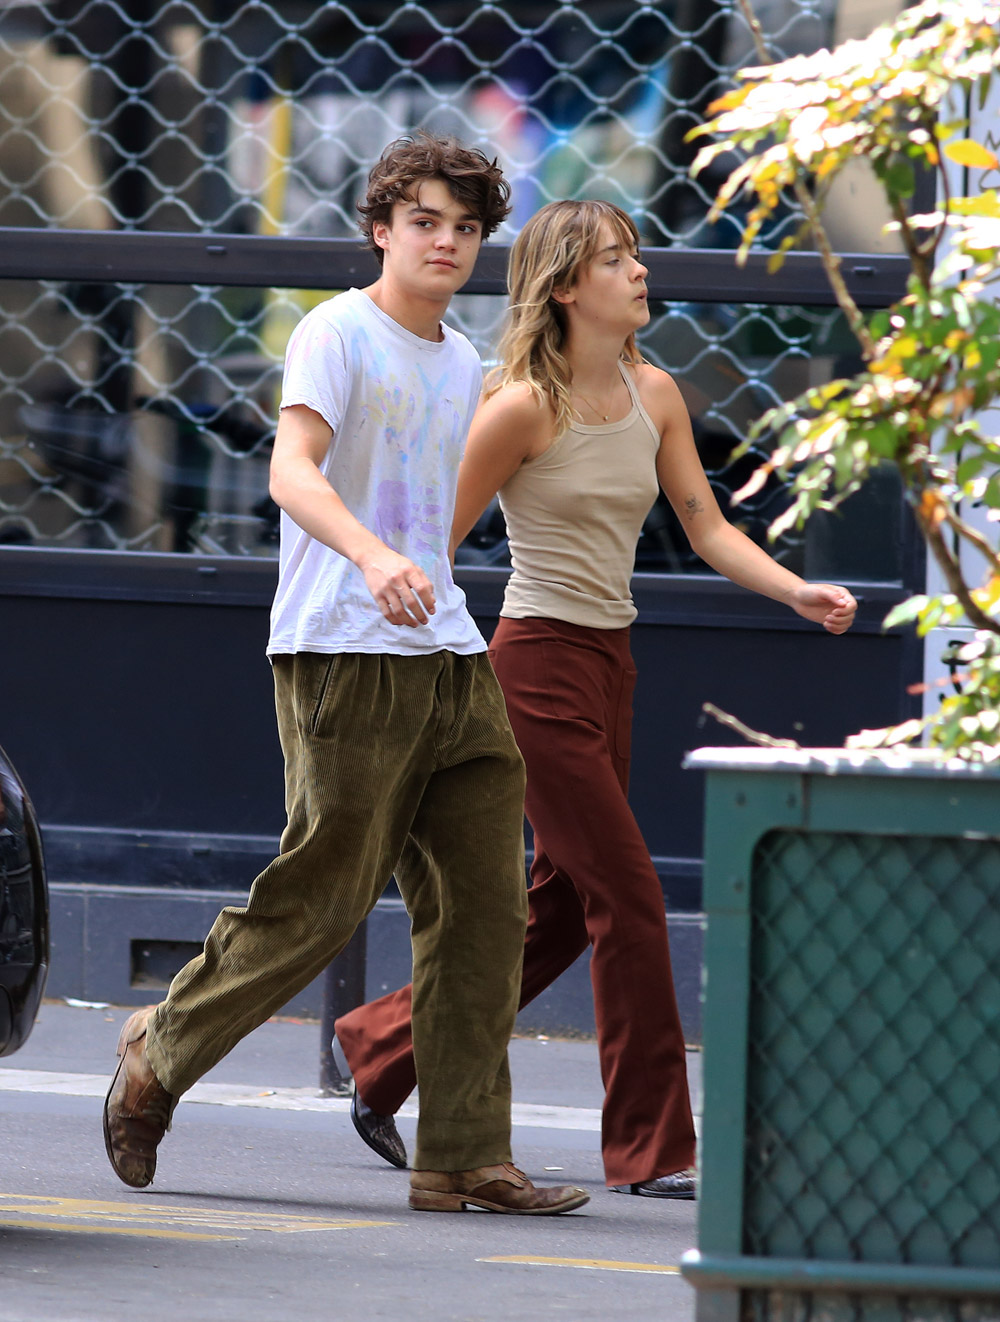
[3,567,913,855]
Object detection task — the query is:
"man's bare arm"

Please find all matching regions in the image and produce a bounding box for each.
[270,403,435,627]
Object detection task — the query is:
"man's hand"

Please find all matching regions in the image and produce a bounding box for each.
[790,584,858,635]
[361,550,436,627]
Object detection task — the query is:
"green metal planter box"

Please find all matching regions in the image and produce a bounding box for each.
[680,748,1000,1322]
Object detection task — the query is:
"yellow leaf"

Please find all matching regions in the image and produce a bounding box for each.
[919,490,947,526]
[873,357,903,377]
[972,576,1000,610]
[732,462,774,505]
[813,153,839,181]
[951,191,1000,218]
[705,88,749,116]
[944,139,1000,169]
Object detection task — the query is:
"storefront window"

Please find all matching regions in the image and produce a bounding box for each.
[0,279,901,583]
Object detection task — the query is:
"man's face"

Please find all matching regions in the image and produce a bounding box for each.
[372,178,484,299]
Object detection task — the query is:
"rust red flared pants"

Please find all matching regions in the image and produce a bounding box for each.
[335,615,696,1186]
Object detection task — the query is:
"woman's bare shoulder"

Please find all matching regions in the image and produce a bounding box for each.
[479,381,556,456]
[634,362,689,427]
[634,361,682,398]
[485,380,551,417]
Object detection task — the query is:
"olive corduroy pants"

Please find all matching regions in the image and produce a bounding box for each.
[144,648,529,1172]
[335,617,696,1186]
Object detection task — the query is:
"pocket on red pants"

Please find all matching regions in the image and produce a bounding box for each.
[613,662,638,761]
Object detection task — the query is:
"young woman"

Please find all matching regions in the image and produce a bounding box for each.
[334,199,857,1199]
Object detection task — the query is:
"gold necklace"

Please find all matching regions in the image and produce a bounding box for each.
[574,381,619,422]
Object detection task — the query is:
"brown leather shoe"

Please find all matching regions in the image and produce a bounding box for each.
[103,1006,176,1189]
[409,1163,589,1215]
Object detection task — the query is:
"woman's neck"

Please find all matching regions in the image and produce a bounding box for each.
[562,328,628,394]
[566,338,629,393]
[562,331,631,424]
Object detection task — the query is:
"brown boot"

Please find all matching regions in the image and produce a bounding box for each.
[409,1163,589,1215]
[102,1006,176,1189]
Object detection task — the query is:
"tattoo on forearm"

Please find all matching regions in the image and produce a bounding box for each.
[684,494,704,519]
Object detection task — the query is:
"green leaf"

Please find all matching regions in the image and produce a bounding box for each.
[866,421,900,459]
[883,595,929,630]
[983,475,1000,509]
[882,156,916,199]
[956,453,987,485]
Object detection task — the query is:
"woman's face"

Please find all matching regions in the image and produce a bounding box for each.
[560,221,650,334]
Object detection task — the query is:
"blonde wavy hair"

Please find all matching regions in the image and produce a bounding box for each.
[485,199,645,437]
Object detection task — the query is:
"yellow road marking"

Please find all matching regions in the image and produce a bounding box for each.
[0,1194,395,1240]
[0,1218,238,1242]
[480,1255,681,1275]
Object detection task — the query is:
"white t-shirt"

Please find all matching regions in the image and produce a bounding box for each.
[268,288,486,657]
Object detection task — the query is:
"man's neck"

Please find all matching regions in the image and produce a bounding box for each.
[362,277,449,342]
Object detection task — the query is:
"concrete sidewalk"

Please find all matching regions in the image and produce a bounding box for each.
[8,996,703,1129]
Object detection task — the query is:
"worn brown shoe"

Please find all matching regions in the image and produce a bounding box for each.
[409,1163,589,1215]
[102,1006,176,1189]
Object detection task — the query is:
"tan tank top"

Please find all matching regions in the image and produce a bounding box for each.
[498,364,660,629]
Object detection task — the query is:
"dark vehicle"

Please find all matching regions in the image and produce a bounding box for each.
[0,743,49,1055]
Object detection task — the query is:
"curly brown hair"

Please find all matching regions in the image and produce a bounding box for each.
[358,131,511,267]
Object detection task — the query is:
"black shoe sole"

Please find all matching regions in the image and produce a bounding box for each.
[610,1182,696,1200]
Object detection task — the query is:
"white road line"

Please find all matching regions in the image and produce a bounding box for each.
[0,1068,603,1132]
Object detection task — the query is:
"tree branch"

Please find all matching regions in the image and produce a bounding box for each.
[940,501,1000,581]
[889,191,932,290]
[916,502,1000,634]
[701,703,802,748]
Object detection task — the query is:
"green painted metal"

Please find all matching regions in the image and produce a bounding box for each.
[696,767,805,1255]
[682,1251,1000,1296]
[683,749,1000,1322]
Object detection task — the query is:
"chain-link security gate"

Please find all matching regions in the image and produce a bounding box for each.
[0,1,909,581]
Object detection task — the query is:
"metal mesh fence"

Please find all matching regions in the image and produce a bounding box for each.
[0,0,862,244]
[0,0,908,571]
[742,828,1000,1322]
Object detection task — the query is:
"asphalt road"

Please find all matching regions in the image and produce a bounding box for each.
[0,1002,702,1322]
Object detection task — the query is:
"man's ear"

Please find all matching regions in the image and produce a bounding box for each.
[372,219,391,255]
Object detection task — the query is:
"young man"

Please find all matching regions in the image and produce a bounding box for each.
[102,133,588,1217]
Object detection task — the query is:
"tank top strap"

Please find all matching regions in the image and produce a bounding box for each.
[618,360,641,406]
[617,361,660,447]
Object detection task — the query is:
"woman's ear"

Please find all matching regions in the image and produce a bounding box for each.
[551,285,574,306]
